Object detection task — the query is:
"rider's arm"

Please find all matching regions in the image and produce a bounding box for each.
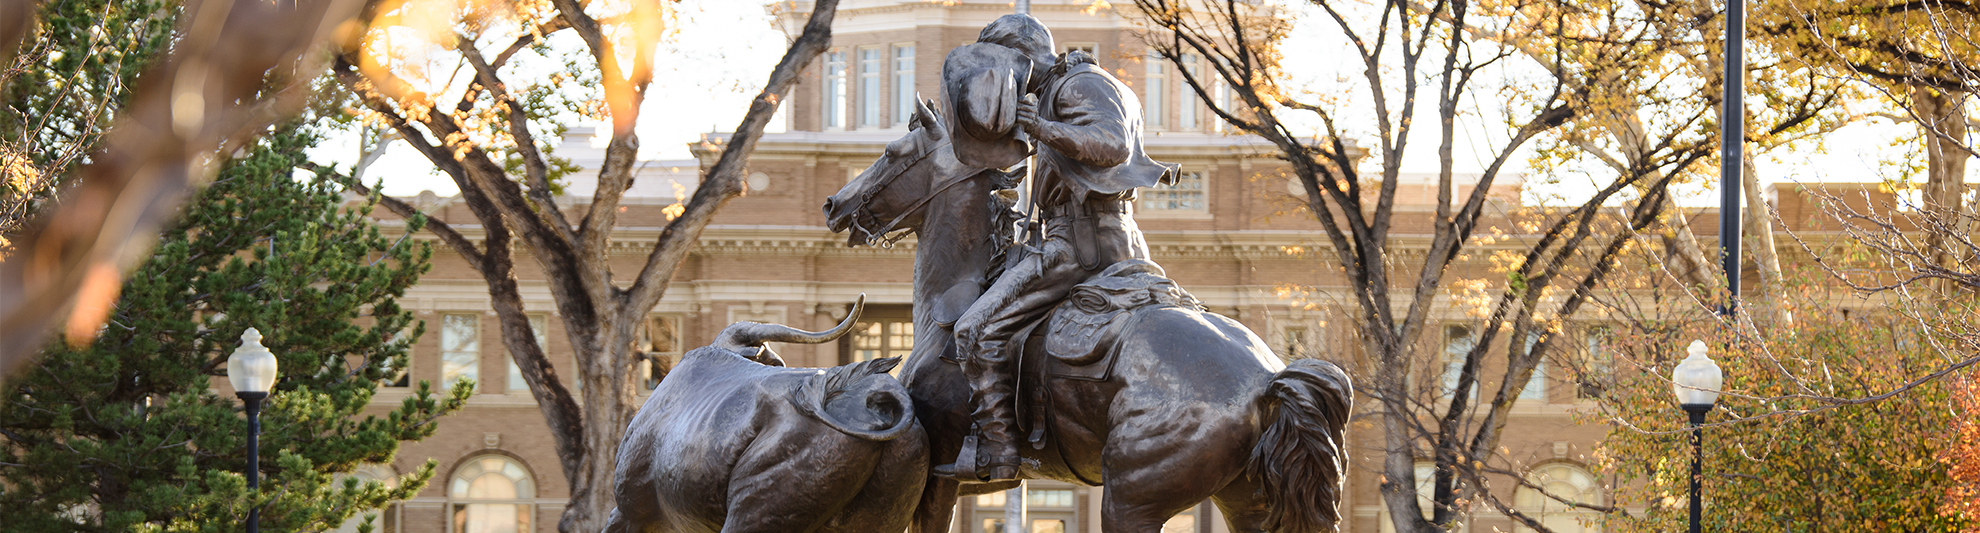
[1027,74,1131,168]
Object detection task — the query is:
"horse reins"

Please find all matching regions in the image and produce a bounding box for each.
[850,139,984,248]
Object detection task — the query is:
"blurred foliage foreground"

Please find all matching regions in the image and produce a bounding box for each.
[0,124,467,533]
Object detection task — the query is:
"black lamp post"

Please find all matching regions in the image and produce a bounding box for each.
[228,328,279,533]
[1672,340,1724,533]
[1719,0,1745,318]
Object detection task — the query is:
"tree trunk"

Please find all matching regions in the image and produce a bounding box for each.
[1741,150,1792,326]
[560,315,640,533]
[1915,86,1970,271]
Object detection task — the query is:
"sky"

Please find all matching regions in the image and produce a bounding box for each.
[313,0,788,196]
[315,0,1930,205]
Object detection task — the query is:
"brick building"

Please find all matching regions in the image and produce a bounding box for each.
[339,1,1862,532]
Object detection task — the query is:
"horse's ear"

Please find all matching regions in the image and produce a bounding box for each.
[914,95,942,136]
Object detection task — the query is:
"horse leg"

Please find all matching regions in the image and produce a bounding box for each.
[1099,437,1247,532]
[1209,474,1272,533]
[911,476,960,533]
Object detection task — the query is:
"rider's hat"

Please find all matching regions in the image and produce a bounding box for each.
[942,43,1034,170]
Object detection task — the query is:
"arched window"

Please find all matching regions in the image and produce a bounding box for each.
[1513,463,1603,533]
[334,464,400,533]
[449,455,535,533]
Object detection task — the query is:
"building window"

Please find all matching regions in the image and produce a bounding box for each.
[441,314,480,394]
[859,47,882,128]
[1576,327,1612,400]
[1441,325,1478,402]
[824,51,846,129]
[893,45,915,125]
[1179,53,1202,131]
[1064,42,1096,55]
[972,482,1085,533]
[1282,324,1315,360]
[637,315,681,390]
[1144,52,1166,128]
[1512,463,1603,533]
[844,304,913,367]
[449,455,534,533]
[335,464,401,533]
[383,330,412,388]
[506,314,549,395]
[1141,170,1205,212]
[1519,331,1547,403]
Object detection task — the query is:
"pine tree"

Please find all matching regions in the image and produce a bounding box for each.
[0,123,470,532]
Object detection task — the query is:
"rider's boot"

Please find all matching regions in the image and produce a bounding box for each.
[934,339,1022,482]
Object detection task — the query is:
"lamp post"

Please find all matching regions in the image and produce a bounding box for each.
[1720,0,1745,318]
[1672,340,1724,533]
[228,328,279,533]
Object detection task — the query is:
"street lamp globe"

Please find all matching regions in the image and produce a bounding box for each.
[1672,340,1723,409]
[228,328,279,394]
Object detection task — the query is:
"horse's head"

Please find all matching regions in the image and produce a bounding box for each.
[823,97,971,246]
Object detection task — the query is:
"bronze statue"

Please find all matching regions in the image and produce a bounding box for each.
[943,15,1181,484]
[602,296,931,533]
[824,64,1354,533]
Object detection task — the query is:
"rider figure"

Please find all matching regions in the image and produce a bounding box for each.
[941,14,1177,482]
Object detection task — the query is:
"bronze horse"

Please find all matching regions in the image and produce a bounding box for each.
[822,99,1354,533]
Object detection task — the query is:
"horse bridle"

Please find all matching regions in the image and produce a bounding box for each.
[847,138,984,248]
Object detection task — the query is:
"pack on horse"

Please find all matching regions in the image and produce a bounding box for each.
[821,95,1354,533]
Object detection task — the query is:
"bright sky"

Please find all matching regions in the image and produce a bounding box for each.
[314,0,788,196]
[315,0,1929,204]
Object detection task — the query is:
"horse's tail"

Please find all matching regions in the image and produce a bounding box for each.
[794,356,918,441]
[1247,358,1354,532]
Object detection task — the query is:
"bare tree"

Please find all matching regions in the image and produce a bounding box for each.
[1123,0,1858,529]
[325,0,841,530]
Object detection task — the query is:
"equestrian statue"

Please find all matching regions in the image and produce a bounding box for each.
[822,14,1354,533]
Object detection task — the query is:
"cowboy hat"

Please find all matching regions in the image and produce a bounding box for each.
[942,42,1034,169]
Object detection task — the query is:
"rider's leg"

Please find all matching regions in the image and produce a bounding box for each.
[944,225,1083,481]
[944,255,1039,481]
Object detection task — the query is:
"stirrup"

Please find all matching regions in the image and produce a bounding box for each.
[933,435,1021,482]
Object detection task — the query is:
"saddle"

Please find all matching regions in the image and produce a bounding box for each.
[1000,260,1204,453]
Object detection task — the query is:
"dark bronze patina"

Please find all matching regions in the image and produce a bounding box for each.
[825,70,1354,533]
[602,296,932,533]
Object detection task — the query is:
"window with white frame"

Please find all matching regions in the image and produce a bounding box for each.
[1282,324,1316,360]
[1441,324,1478,402]
[449,455,534,533]
[858,47,882,128]
[441,314,480,394]
[1180,53,1202,131]
[1064,42,1096,55]
[506,314,549,395]
[824,51,846,129]
[636,315,681,390]
[1519,331,1547,402]
[1144,52,1166,128]
[972,481,1091,533]
[1576,326,1612,400]
[1512,463,1603,533]
[1213,72,1233,132]
[1141,170,1205,212]
[892,45,915,125]
[846,304,912,376]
